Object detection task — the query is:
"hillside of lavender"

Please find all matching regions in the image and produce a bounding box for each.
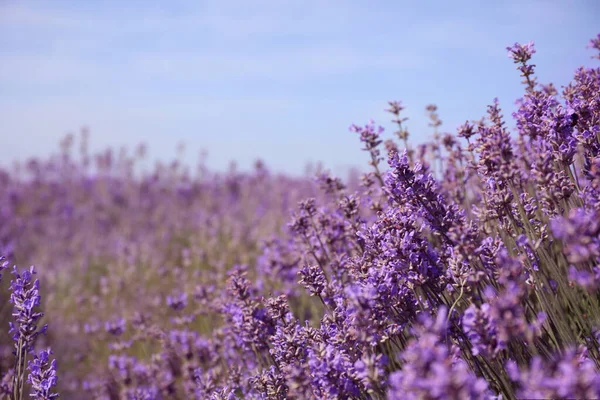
[1,35,600,399]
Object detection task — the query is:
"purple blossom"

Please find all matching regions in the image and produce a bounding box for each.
[552,208,600,264]
[462,303,500,358]
[352,352,387,393]
[506,41,536,63]
[385,149,463,244]
[105,317,126,336]
[0,255,8,281]
[298,264,327,298]
[568,265,600,291]
[507,41,537,90]
[307,342,361,399]
[166,292,188,311]
[124,386,161,400]
[387,310,491,400]
[588,33,600,59]
[27,348,59,399]
[349,120,384,154]
[507,349,600,399]
[9,266,47,351]
[250,365,288,400]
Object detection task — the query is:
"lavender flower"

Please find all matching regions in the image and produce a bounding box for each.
[350,120,386,185]
[507,349,600,399]
[27,348,59,399]
[166,292,188,311]
[507,41,537,90]
[462,303,500,358]
[105,317,126,336]
[307,342,361,399]
[387,310,491,400]
[0,255,8,281]
[9,266,47,351]
[352,352,387,393]
[250,366,288,400]
[552,208,600,264]
[588,33,600,59]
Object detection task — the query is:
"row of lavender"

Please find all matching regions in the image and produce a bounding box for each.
[0,131,320,398]
[1,34,599,399]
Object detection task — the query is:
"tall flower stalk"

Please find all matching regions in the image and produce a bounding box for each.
[9,266,49,400]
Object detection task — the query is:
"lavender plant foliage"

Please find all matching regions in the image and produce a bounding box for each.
[0,33,600,399]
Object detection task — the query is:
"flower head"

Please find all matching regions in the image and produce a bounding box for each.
[9,265,47,352]
[27,348,59,399]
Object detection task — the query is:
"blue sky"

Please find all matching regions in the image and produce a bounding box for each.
[1,0,599,175]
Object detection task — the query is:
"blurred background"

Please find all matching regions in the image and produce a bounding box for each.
[1,0,599,175]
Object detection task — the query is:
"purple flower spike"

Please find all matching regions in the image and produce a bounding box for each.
[506,41,536,63]
[506,41,537,89]
[349,120,385,153]
[507,349,600,399]
[9,265,46,352]
[166,292,188,311]
[105,317,126,336]
[588,33,600,59]
[27,348,59,399]
[387,312,491,400]
[0,255,8,281]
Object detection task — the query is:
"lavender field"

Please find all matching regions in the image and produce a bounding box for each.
[1,34,600,399]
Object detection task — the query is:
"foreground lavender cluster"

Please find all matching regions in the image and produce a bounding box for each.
[0,34,599,399]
